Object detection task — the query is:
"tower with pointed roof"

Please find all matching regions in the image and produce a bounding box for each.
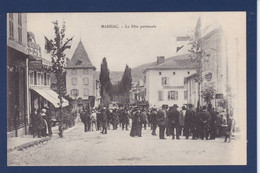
[65,40,100,108]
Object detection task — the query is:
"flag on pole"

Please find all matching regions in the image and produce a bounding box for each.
[60,37,74,52]
[195,17,201,41]
[176,45,184,52]
[44,36,54,53]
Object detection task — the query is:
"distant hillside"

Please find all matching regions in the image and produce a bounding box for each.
[94,71,123,84]
[98,54,191,84]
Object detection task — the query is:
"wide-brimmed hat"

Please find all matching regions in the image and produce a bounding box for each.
[173,104,178,108]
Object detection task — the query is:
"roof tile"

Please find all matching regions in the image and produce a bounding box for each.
[66,41,95,69]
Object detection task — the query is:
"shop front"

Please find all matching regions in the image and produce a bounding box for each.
[7,47,28,137]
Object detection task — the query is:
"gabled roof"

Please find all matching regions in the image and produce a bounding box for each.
[184,73,198,83]
[66,40,96,69]
[144,54,199,73]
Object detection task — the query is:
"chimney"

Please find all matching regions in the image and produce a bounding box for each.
[157,56,165,65]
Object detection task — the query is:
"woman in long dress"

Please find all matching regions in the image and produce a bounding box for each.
[130,108,142,137]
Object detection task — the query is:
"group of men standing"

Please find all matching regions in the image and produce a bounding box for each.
[79,103,233,142]
[152,103,231,141]
[30,107,53,138]
[79,107,130,134]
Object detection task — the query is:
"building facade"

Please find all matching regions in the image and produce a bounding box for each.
[7,13,29,137]
[27,32,69,121]
[65,40,100,109]
[144,56,197,108]
[185,22,229,110]
[129,80,145,104]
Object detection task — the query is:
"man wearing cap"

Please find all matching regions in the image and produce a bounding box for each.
[156,105,167,139]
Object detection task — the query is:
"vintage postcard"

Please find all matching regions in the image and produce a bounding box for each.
[7,12,246,166]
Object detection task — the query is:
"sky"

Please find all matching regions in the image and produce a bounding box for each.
[27,12,245,71]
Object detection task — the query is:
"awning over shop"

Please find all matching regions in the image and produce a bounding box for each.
[31,88,69,108]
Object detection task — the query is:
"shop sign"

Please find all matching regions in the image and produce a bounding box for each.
[215,93,224,99]
[163,86,184,89]
[29,60,42,70]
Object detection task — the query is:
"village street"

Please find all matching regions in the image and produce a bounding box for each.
[7,122,244,166]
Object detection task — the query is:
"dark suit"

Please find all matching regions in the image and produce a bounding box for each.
[200,110,211,140]
[209,109,217,139]
[167,108,180,139]
[150,110,157,135]
[157,109,167,139]
[130,111,142,137]
[101,110,108,134]
[184,108,196,139]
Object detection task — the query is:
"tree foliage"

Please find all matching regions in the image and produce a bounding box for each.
[99,57,112,99]
[119,64,132,103]
[201,86,216,105]
[46,21,73,104]
[45,20,73,137]
[187,17,211,109]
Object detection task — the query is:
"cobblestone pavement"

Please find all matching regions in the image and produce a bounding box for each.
[7,122,246,166]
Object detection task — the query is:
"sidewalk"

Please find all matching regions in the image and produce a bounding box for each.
[7,124,78,153]
[7,135,52,153]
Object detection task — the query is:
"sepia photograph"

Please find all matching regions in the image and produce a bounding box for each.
[6,12,247,166]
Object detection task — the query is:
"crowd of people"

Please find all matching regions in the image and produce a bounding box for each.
[79,103,234,143]
[79,107,130,134]
[29,106,77,138]
[30,107,53,138]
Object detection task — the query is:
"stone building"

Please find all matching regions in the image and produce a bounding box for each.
[7,13,29,137]
[184,18,229,110]
[65,40,100,109]
[27,32,69,119]
[144,56,198,108]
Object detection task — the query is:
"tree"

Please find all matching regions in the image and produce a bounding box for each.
[119,64,132,104]
[99,57,112,105]
[188,17,210,109]
[201,85,216,105]
[45,20,73,137]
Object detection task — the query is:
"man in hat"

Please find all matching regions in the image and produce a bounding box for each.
[179,105,186,136]
[167,104,180,140]
[112,109,119,130]
[121,107,129,130]
[45,107,53,136]
[100,107,108,134]
[140,109,148,130]
[150,108,157,136]
[156,105,167,139]
[184,104,196,139]
[41,108,48,137]
[208,104,217,140]
[90,109,97,131]
[200,105,211,140]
